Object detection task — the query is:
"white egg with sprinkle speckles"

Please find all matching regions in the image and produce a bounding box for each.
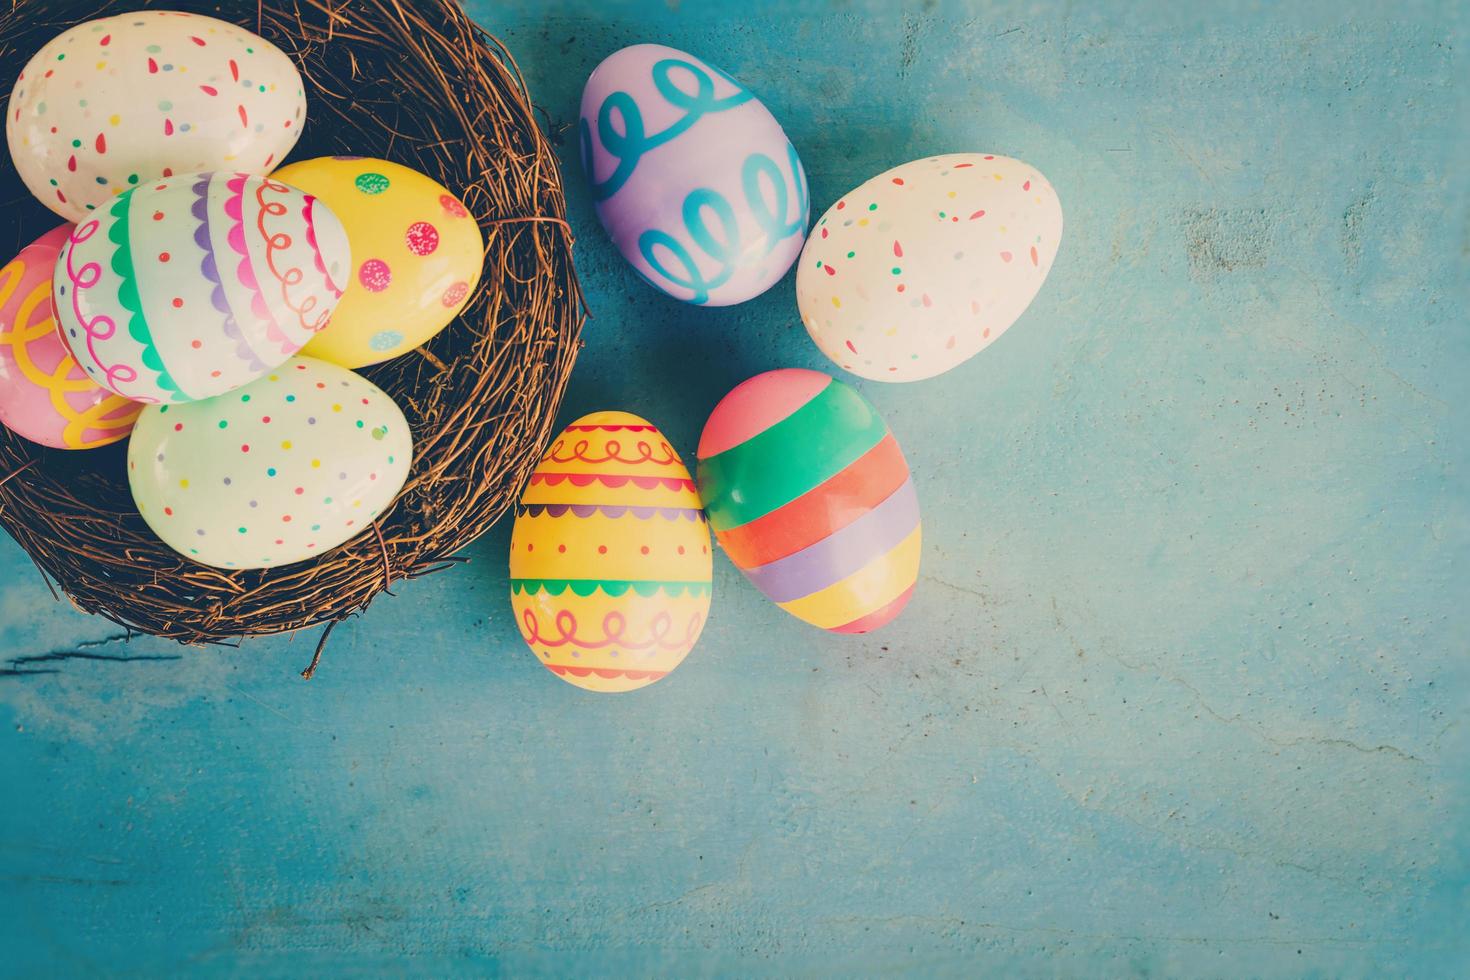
[127,355,412,569]
[796,153,1063,383]
[7,10,305,222]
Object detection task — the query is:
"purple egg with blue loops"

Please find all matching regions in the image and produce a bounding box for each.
[579,44,809,306]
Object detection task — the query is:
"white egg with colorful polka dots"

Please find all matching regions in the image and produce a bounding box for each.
[7,10,306,223]
[796,153,1063,383]
[126,355,413,570]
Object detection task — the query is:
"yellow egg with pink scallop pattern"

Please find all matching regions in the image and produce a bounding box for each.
[272,157,484,368]
[509,411,713,693]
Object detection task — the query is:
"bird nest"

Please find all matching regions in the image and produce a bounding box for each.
[0,0,585,670]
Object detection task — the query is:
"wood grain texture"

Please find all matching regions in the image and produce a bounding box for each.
[1,0,1466,975]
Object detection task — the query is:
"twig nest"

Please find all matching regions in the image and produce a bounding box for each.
[0,0,584,643]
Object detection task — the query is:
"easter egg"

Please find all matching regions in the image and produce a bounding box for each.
[7,11,305,222]
[796,153,1063,382]
[0,225,140,449]
[271,157,484,368]
[53,171,350,404]
[509,411,712,693]
[580,44,808,306]
[696,369,919,633]
[126,355,412,569]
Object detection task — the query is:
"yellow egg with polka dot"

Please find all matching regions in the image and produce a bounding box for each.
[509,411,713,693]
[271,157,484,368]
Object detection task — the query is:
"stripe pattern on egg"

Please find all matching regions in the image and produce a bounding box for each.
[53,171,350,403]
[697,369,920,633]
[510,411,712,693]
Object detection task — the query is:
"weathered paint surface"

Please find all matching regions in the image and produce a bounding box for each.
[2,1,1466,975]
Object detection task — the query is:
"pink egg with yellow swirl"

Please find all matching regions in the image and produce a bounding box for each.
[0,225,140,449]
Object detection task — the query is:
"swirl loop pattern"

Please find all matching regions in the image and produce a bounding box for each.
[0,233,140,448]
[510,410,713,692]
[636,140,808,305]
[580,57,753,202]
[518,606,706,653]
[580,44,809,306]
[544,437,680,466]
[60,217,156,401]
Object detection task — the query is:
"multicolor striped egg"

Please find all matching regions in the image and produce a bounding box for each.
[697,369,920,633]
[509,411,713,693]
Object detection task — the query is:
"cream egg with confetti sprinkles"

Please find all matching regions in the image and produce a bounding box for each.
[7,11,306,223]
[795,153,1063,383]
[126,355,413,569]
[273,157,485,369]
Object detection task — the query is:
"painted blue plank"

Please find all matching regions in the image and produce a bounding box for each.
[2,0,1466,975]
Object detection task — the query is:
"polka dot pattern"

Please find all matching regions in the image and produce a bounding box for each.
[369,330,404,353]
[438,193,468,218]
[126,354,413,569]
[273,157,484,369]
[353,172,390,195]
[404,221,439,256]
[358,259,392,292]
[441,281,469,308]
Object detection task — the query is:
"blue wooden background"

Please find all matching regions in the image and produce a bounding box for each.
[3,1,1467,975]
